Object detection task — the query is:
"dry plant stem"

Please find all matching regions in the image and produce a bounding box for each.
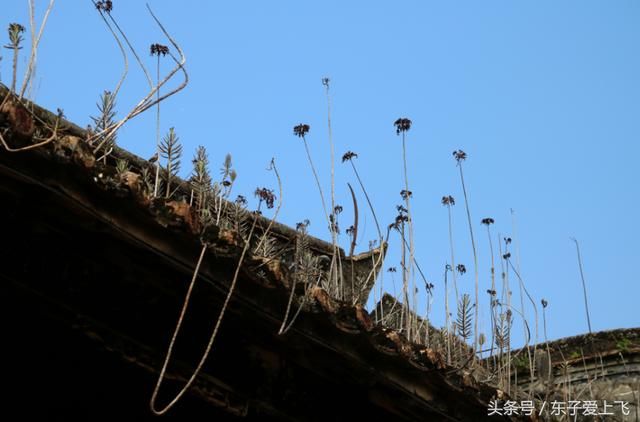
[400,222,410,338]
[153,54,162,198]
[0,116,58,152]
[10,44,19,94]
[347,184,358,304]
[102,3,153,89]
[507,259,539,350]
[347,183,358,257]
[299,133,339,295]
[301,135,330,225]
[571,237,592,334]
[348,160,382,239]
[488,304,531,379]
[511,211,535,396]
[253,158,283,254]
[280,273,323,335]
[345,159,387,305]
[444,266,451,364]
[542,305,552,390]
[150,210,261,415]
[91,4,188,153]
[484,225,497,362]
[91,46,187,153]
[446,204,460,303]
[278,274,298,335]
[93,5,128,98]
[20,0,55,99]
[457,162,479,353]
[323,81,341,295]
[401,132,416,342]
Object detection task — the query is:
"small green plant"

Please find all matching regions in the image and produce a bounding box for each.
[90,90,117,163]
[4,23,25,93]
[159,127,182,198]
[189,146,213,224]
[456,293,473,344]
[115,158,129,176]
[616,337,631,353]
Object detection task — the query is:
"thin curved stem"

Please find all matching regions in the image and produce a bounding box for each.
[150,211,260,415]
[20,0,56,99]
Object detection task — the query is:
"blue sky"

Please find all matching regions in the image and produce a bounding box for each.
[3,1,639,347]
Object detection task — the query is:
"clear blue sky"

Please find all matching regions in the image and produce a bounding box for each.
[4,1,639,347]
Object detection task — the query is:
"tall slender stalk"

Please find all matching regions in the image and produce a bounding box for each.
[541,299,552,385]
[395,118,415,342]
[151,44,168,198]
[571,238,592,334]
[151,202,262,415]
[482,218,497,361]
[294,124,330,228]
[343,151,382,239]
[322,78,342,299]
[511,209,536,397]
[5,23,25,93]
[453,149,479,353]
[20,0,55,99]
[443,264,452,364]
[442,196,459,302]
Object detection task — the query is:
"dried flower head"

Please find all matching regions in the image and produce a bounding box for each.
[400,189,413,200]
[322,77,330,87]
[293,123,310,138]
[502,252,511,260]
[342,151,358,162]
[541,299,548,308]
[7,23,25,46]
[333,205,343,215]
[95,0,113,12]
[452,149,467,162]
[235,195,248,207]
[296,219,310,232]
[254,187,276,209]
[504,237,512,245]
[486,289,497,296]
[387,267,397,273]
[441,195,455,206]
[394,214,408,227]
[481,217,495,225]
[394,117,412,135]
[456,264,467,275]
[150,43,169,56]
[346,225,355,236]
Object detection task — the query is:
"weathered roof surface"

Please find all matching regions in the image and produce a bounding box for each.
[0,84,525,421]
